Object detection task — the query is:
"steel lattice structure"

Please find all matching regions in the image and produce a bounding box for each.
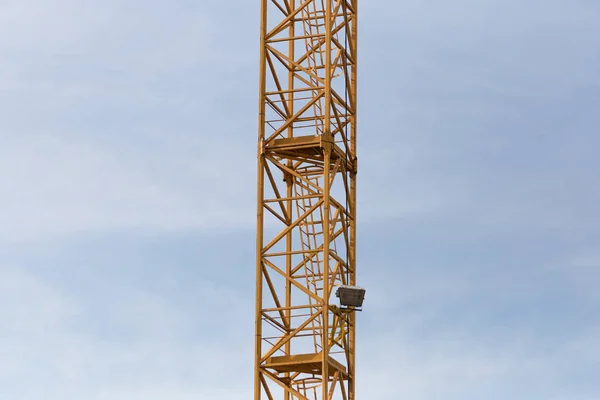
[255,1,358,399]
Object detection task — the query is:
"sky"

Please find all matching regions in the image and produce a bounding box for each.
[1,0,599,399]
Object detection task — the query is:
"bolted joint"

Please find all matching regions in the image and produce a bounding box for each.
[283,171,293,183]
[347,155,358,175]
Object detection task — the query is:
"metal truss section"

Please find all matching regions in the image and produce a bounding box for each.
[255,1,358,399]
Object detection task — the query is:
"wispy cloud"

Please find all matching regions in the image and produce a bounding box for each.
[0,132,254,241]
[0,266,252,399]
[0,0,258,241]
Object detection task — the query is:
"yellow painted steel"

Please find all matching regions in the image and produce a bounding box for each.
[255,1,358,399]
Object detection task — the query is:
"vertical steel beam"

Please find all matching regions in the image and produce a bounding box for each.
[255,1,268,399]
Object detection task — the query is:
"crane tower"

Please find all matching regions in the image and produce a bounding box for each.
[254,1,360,399]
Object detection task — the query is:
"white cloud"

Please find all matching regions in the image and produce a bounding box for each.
[0,133,254,241]
[0,266,252,399]
[0,0,257,241]
[356,308,600,400]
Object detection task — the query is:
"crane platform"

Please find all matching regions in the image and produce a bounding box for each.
[264,353,348,379]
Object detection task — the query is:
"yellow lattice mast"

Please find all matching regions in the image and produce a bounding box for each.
[255,1,361,399]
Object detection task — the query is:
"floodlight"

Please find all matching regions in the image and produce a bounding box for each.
[335,285,366,309]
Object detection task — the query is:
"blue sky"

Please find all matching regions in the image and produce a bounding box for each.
[1,0,599,399]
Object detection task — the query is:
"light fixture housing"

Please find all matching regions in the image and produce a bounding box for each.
[335,285,366,309]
